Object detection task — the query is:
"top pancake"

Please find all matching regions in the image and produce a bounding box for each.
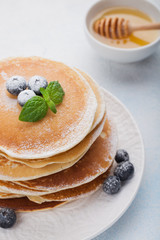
[0,57,97,159]
[0,68,105,167]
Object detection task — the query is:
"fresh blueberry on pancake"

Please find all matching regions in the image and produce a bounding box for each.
[114,161,134,181]
[115,149,129,163]
[6,75,27,96]
[28,75,48,95]
[103,176,121,194]
[0,208,16,228]
[18,90,36,106]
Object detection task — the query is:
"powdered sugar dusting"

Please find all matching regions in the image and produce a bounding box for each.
[100,132,107,139]
[1,71,8,81]
[0,83,19,112]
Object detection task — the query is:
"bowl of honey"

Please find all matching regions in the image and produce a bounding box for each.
[85,0,160,63]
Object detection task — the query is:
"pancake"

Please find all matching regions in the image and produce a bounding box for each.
[0,57,97,159]
[27,168,111,203]
[0,109,106,168]
[0,192,24,199]
[75,68,105,131]
[0,155,82,181]
[0,168,111,206]
[0,197,65,212]
[15,117,117,194]
[0,180,48,196]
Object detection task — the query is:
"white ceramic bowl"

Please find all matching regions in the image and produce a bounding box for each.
[85,0,160,63]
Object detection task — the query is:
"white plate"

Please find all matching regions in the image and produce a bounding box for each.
[0,89,144,240]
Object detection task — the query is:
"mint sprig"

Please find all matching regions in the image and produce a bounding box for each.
[19,81,64,122]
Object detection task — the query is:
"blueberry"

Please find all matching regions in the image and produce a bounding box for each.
[103,176,121,194]
[28,75,48,95]
[0,208,16,228]
[18,90,36,107]
[115,149,129,163]
[114,161,134,181]
[6,76,27,96]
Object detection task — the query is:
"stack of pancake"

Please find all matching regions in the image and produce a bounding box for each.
[0,57,117,211]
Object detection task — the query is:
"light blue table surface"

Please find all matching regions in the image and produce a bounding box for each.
[0,0,159,239]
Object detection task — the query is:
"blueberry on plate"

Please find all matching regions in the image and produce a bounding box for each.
[115,149,129,163]
[0,207,16,228]
[103,176,121,194]
[114,161,134,181]
[18,90,36,107]
[28,75,48,95]
[6,76,27,96]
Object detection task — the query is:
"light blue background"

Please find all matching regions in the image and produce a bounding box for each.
[0,0,159,239]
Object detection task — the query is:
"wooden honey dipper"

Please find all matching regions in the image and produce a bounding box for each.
[94,17,160,39]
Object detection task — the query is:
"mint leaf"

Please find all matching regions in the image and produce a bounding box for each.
[40,87,57,113]
[19,96,48,122]
[46,81,65,105]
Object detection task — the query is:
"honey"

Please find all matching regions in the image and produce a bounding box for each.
[90,7,159,48]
